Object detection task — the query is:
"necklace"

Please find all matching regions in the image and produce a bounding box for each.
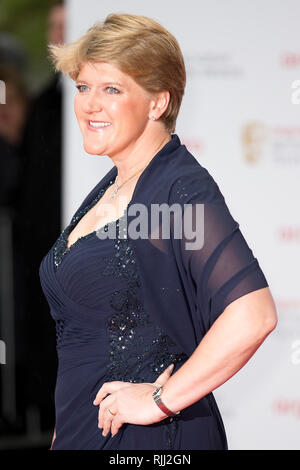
[109,165,147,200]
[108,136,171,201]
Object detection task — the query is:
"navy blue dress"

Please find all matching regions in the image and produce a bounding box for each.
[39,134,268,450]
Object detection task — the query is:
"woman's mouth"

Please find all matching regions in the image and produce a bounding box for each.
[87,121,112,131]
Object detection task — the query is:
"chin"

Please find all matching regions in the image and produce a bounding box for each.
[83,142,107,156]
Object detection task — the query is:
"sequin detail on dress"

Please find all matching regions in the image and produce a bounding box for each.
[101,225,188,383]
[100,218,188,448]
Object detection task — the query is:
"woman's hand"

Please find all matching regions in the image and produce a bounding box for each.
[50,428,56,450]
[93,363,175,437]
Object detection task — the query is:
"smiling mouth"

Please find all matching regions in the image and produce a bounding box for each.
[88,121,112,129]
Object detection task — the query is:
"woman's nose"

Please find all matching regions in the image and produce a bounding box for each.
[83,89,103,113]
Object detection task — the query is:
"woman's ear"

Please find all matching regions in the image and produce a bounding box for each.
[150,90,170,120]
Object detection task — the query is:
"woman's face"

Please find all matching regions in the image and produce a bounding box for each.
[74,61,155,157]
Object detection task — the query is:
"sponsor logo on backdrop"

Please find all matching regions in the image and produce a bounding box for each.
[272,126,300,164]
[278,226,300,242]
[273,398,300,419]
[280,52,300,68]
[181,137,205,157]
[241,122,300,165]
[185,53,244,77]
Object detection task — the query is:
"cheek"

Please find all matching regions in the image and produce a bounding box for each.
[74,98,86,132]
[109,100,124,116]
[74,95,83,120]
[74,96,79,114]
[111,100,147,125]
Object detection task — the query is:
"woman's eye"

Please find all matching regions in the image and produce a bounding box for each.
[106,86,120,94]
[76,85,89,92]
[75,85,120,94]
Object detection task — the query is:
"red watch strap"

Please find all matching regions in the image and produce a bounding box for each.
[153,386,180,417]
[156,400,177,417]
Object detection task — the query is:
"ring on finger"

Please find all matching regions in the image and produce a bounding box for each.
[107,407,117,416]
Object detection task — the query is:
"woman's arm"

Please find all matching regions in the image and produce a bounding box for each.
[94,286,277,436]
[157,286,277,414]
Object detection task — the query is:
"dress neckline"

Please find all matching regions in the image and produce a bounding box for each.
[54,177,117,268]
[66,177,117,249]
[53,134,181,269]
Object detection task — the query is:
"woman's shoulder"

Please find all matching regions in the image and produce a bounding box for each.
[167,143,225,206]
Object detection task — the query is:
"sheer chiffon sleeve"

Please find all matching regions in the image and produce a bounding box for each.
[170,171,268,330]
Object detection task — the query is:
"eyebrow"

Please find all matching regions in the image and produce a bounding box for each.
[75,79,123,87]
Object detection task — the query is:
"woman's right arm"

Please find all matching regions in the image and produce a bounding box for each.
[50,428,56,450]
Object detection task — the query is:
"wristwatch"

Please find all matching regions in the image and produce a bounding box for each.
[152,386,180,417]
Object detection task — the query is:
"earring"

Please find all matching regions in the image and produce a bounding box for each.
[149,116,156,121]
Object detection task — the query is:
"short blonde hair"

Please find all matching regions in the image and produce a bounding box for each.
[49,13,186,133]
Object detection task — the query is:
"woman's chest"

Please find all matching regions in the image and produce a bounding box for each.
[67,186,133,250]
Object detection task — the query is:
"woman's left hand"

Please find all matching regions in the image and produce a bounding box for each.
[93,363,175,437]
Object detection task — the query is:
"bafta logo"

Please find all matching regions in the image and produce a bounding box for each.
[241,121,267,164]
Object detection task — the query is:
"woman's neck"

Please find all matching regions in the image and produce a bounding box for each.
[109,130,171,183]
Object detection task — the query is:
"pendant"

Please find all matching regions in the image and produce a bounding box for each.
[109,189,118,200]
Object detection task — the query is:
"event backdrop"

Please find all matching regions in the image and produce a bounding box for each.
[62,0,300,450]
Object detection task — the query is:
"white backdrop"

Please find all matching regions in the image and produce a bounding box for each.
[63,0,300,450]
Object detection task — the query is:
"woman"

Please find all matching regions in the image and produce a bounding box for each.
[39,13,277,450]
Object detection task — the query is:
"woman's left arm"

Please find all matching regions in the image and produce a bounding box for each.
[159,181,278,415]
[94,286,277,436]
[155,286,277,415]
[94,180,278,436]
